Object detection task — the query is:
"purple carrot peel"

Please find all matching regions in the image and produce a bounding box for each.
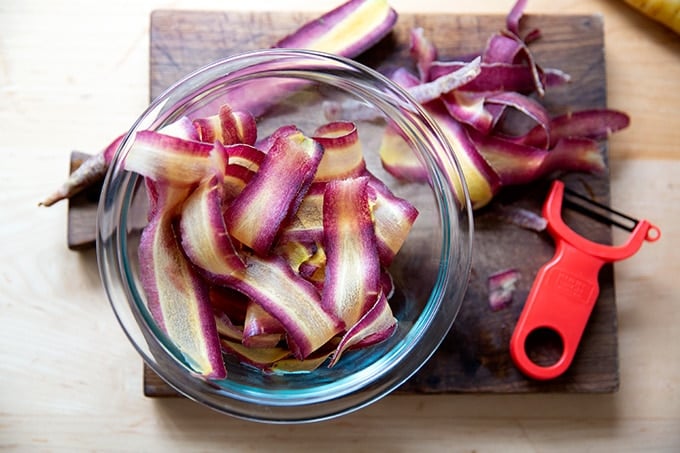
[488,268,521,311]
[375,0,628,209]
[329,291,397,367]
[321,176,381,327]
[273,0,397,59]
[367,175,419,267]
[227,254,344,360]
[242,301,286,349]
[139,212,227,379]
[312,121,366,182]
[123,131,228,186]
[225,129,322,255]
[178,176,245,283]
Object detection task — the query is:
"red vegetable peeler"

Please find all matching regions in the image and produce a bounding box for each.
[510,180,660,380]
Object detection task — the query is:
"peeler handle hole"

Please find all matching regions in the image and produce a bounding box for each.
[646,225,661,242]
[524,327,564,367]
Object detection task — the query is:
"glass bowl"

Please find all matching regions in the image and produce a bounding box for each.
[97,49,473,423]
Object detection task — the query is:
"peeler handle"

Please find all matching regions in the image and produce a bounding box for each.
[509,241,604,380]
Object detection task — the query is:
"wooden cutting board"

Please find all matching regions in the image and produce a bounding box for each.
[70,10,620,395]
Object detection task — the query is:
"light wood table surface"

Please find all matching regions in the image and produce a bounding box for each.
[2,0,679,451]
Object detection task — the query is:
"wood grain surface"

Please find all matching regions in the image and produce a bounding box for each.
[129,10,618,396]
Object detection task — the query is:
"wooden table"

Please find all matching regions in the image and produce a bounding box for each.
[3,0,679,450]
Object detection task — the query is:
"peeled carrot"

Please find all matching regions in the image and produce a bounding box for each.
[622,0,680,34]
